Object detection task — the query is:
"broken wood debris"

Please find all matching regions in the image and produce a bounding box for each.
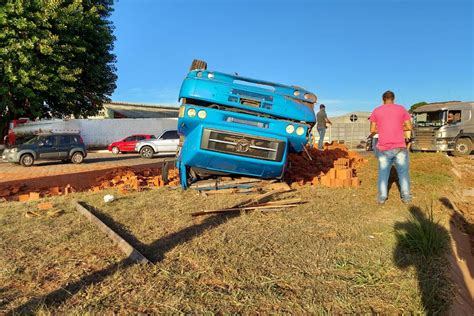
[191,187,303,217]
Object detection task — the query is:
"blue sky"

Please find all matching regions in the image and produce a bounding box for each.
[110,0,473,116]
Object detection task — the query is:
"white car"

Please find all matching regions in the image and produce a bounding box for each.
[136,130,179,159]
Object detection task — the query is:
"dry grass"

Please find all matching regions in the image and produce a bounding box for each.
[0,152,457,314]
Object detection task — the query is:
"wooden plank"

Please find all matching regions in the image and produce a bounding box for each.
[191,188,293,217]
[75,202,150,264]
[191,204,297,217]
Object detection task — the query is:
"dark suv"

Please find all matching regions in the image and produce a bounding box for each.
[2,133,87,167]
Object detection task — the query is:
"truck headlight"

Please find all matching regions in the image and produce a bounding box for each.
[198,110,207,119]
[207,72,214,79]
[178,106,185,118]
[196,71,203,78]
[296,126,305,136]
[187,108,197,117]
[304,93,317,103]
[10,148,18,153]
[286,124,295,134]
[293,90,300,96]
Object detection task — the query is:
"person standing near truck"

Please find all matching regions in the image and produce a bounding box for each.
[316,104,332,150]
[370,91,413,204]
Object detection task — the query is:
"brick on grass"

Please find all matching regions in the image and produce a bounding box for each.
[38,202,53,210]
[18,194,30,202]
[29,192,40,201]
[351,177,360,188]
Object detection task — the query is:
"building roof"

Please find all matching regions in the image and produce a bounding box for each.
[103,102,179,118]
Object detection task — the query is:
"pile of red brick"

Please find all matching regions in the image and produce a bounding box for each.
[0,184,74,202]
[90,167,180,193]
[286,142,367,188]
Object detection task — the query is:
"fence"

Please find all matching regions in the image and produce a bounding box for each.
[311,122,370,150]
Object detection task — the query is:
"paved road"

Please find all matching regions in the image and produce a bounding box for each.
[0,152,175,183]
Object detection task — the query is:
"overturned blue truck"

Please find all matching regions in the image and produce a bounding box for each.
[176,60,317,189]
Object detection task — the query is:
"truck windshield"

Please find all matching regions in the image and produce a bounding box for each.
[414,111,447,127]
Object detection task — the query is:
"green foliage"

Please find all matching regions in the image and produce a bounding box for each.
[395,205,448,258]
[0,0,117,125]
[409,101,428,114]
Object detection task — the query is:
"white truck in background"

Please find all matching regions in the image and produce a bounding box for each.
[10,118,178,149]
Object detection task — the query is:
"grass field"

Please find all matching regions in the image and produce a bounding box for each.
[0,153,459,314]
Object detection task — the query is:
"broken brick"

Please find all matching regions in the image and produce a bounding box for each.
[29,192,40,201]
[38,202,53,210]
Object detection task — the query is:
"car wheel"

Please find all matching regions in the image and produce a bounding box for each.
[20,154,34,167]
[453,138,472,156]
[71,152,84,164]
[112,146,120,154]
[140,146,154,159]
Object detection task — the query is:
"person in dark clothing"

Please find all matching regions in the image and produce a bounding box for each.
[316,104,332,150]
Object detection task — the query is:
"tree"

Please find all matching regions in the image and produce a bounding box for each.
[409,102,428,114]
[0,0,117,138]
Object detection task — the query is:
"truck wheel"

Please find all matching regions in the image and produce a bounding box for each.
[189,59,207,71]
[453,138,472,156]
[140,146,154,159]
[111,146,120,154]
[20,154,34,167]
[71,152,84,164]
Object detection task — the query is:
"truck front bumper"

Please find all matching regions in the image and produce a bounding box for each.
[179,126,288,179]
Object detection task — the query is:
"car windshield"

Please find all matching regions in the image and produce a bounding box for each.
[414,111,447,127]
[24,136,41,144]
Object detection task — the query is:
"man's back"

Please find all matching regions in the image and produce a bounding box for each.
[316,109,327,129]
[370,103,410,151]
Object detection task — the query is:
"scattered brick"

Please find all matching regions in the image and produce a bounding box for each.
[29,192,40,201]
[37,202,53,210]
[286,142,367,189]
[18,194,30,202]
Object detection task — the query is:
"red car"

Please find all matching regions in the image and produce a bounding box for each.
[107,134,155,154]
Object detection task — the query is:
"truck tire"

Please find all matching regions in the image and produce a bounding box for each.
[111,146,120,154]
[140,146,154,159]
[189,59,207,71]
[20,154,34,167]
[71,152,84,164]
[453,138,472,156]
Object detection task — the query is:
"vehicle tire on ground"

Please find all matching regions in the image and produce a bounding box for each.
[189,59,207,71]
[453,138,473,156]
[140,146,154,159]
[71,152,84,164]
[111,146,120,154]
[20,154,34,167]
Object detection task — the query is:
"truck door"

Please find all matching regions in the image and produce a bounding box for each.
[37,135,59,159]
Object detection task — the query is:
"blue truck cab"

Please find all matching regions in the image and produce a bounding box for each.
[176,60,317,189]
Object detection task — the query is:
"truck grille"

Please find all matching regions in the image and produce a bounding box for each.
[414,129,435,148]
[201,129,285,162]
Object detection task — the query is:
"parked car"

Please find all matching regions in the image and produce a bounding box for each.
[2,133,87,167]
[107,134,155,154]
[136,130,179,158]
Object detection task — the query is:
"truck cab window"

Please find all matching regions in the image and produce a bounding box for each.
[447,111,461,124]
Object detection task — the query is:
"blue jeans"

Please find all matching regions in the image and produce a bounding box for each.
[317,128,326,150]
[372,137,379,156]
[376,148,412,203]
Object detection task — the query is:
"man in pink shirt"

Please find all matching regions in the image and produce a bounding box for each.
[370,91,412,204]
